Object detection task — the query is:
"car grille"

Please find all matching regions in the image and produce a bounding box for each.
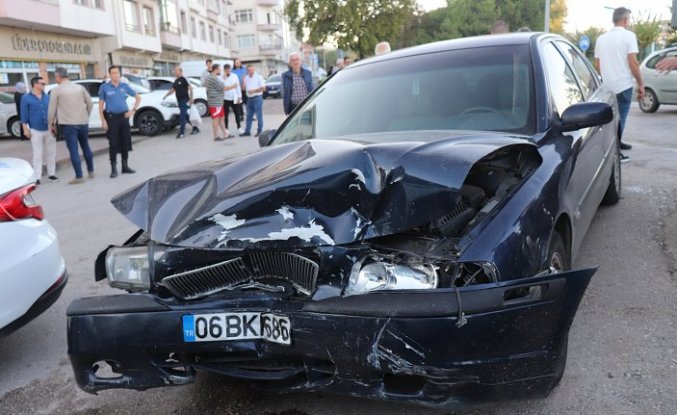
[161,252,319,300]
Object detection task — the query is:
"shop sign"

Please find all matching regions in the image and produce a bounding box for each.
[12,33,92,55]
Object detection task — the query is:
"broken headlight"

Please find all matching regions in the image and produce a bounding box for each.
[345,261,438,296]
[106,246,163,292]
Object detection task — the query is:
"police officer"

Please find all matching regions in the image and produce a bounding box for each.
[99,66,140,178]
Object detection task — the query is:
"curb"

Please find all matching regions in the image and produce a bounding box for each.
[54,134,154,171]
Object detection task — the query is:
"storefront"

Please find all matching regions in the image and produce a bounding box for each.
[110,51,155,77]
[0,27,100,92]
[153,51,181,76]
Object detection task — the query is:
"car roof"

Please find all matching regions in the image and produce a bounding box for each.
[351,33,544,69]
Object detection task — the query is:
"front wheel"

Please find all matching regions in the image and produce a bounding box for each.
[7,117,21,139]
[601,141,621,205]
[194,99,208,118]
[638,88,659,113]
[136,110,162,136]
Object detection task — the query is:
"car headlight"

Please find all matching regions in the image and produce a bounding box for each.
[105,246,163,291]
[161,101,178,107]
[346,261,438,296]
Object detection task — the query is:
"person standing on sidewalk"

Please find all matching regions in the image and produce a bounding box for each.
[282,53,314,116]
[205,64,237,141]
[232,59,246,123]
[222,64,243,135]
[163,66,196,139]
[200,59,212,86]
[595,7,645,162]
[13,82,29,141]
[241,65,266,137]
[20,77,57,184]
[99,66,140,178]
[48,67,94,184]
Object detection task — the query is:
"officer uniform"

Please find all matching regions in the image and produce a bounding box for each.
[99,81,136,177]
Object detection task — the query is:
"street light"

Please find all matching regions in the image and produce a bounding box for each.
[544,0,550,32]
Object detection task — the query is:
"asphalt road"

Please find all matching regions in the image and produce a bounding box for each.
[1,101,676,415]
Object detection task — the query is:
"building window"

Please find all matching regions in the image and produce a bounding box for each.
[235,9,253,23]
[123,0,140,32]
[208,0,219,12]
[73,0,88,5]
[93,0,104,9]
[143,6,155,36]
[237,34,256,49]
[199,21,206,41]
[217,29,222,46]
[209,25,214,43]
[190,17,196,38]
[180,11,187,33]
[159,0,179,34]
[197,0,205,5]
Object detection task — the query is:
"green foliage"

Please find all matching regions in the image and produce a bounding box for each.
[566,26,605,60]
[631,13,663,59]
[285,0,419,58]
[549,0,568,34]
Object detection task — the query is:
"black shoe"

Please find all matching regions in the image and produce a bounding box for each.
[110,162,118,178]
[48,175,59,182]
[176,133,185,139]
[619,142,632,150]
[620,153,630,163]
[191,127,200,135]
[121,160,135,174]
[36,179,41,185]
[240,132,251,137]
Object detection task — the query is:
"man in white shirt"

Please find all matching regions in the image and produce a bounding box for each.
[222,64,243,135]
[594,7,644,162]
[241,65,266,137]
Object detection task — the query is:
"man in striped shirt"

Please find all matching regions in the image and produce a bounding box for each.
[205,64,237,141]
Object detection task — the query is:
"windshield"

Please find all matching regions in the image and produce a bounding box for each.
[273,45,535,145]
[268,75,281,83]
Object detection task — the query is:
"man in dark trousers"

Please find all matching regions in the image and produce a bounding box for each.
[13,82,28,140]
[163,66,196,138]
[98,66,141,178]
[232,58,246,122]
[282,52,314,115]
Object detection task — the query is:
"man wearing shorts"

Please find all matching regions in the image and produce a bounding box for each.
[204,64,237,141]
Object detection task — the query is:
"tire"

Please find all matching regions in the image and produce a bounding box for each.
[547,231,571,272]
[601,141,621,205]
[638,88,659,113]
[135,110,163,136]
[194,99,208,118]
[7,117,21,139]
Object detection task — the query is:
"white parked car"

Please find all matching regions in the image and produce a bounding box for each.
[0,91,21,138]
[639,46,677,113]
[46,79,180,136]
[0,158,67,335]
[144,76,209,118]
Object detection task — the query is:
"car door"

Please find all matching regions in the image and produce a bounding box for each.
[541,41,603,247]
[77,81,103,129]
[645,50,677,104]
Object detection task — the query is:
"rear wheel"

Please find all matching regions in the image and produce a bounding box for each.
[136,110,162,136]
[194,99,208,117]
[601,141,621,205]
[8,117,20,139]
[638,88,659,113]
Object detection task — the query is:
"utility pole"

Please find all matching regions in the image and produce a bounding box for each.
[544,0,551,32]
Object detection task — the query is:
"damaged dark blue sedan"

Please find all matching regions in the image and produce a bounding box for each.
[67,33,622,407]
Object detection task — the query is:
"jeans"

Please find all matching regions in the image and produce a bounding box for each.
[616,87,633,142]
[62,124,93,178]
[30,129,56,177]
[245,95,263,135]
[178,99,189,134]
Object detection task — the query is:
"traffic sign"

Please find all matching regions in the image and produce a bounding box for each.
[579,35,590,52]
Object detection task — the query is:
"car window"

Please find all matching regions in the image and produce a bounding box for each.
[268,75,281,83]
[273,45,536,144]
[646,50,677,69]
[79,82,101,98]
[149,80,172,91]
[555,41,598,99]
[541,42,583,116]
[0,92,14,104]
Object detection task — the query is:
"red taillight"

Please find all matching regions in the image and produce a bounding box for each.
[0,184,44,222]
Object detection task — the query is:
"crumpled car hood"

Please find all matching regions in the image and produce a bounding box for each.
[112,133,535,248]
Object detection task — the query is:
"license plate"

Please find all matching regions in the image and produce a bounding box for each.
[182,312,292,345]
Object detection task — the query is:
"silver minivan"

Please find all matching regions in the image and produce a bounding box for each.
[639,46,677,113]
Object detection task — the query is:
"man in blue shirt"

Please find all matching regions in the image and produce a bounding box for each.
[98,66,141,178]
[21,77,58,184]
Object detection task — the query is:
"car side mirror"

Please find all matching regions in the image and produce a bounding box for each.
[258,129,276,147]
[559,102,613,132]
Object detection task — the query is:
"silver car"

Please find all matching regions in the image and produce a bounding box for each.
[0,92,20,138]
[639,46,677,113]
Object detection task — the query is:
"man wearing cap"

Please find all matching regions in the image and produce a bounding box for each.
[595,7,645,162]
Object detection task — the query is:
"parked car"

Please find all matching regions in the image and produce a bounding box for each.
[264,74,282,98]
[143,76,209,118]
[67,33,620,407]
[639,46,677,113]
[0,92,20,138]
[0,158,67,336]
[45,79,179,136]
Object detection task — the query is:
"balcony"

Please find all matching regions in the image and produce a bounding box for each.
[259,42,282,55]
[257,23,281,32]
[256,0,279,5]
[160,22,182,49]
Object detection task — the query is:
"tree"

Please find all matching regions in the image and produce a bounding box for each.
[549,0,568,34]
[632,13,663,59]
[285,0,419,59]
[566,26,604,62]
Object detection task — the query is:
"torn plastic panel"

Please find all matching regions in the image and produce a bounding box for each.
[111,134,541,249]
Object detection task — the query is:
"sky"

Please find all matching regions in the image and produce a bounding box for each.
[417,0,673,32]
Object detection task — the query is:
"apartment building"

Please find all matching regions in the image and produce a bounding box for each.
[231,0,300,77]
[0,0,115,91]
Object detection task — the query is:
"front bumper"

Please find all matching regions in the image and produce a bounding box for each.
[67,269,593,407]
